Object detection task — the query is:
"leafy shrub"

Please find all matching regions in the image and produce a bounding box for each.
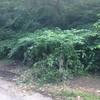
[7,28,99,83]
[19,55,74,84]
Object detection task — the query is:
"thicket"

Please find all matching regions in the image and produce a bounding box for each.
[0,27,100,83]
[0,0,100,83]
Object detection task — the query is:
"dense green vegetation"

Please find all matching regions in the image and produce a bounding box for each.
[0,27,100,83]
[0,0,100,83]
[0,0,100,31]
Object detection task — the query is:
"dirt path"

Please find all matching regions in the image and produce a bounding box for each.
[0,59,100,100]
[0,59,52,100]
[0,79,53,100]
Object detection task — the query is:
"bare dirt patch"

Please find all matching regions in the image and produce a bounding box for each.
[0,59,52,100]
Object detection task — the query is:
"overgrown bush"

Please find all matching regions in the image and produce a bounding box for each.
[0,0,100,84]
[6,28,99,83]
